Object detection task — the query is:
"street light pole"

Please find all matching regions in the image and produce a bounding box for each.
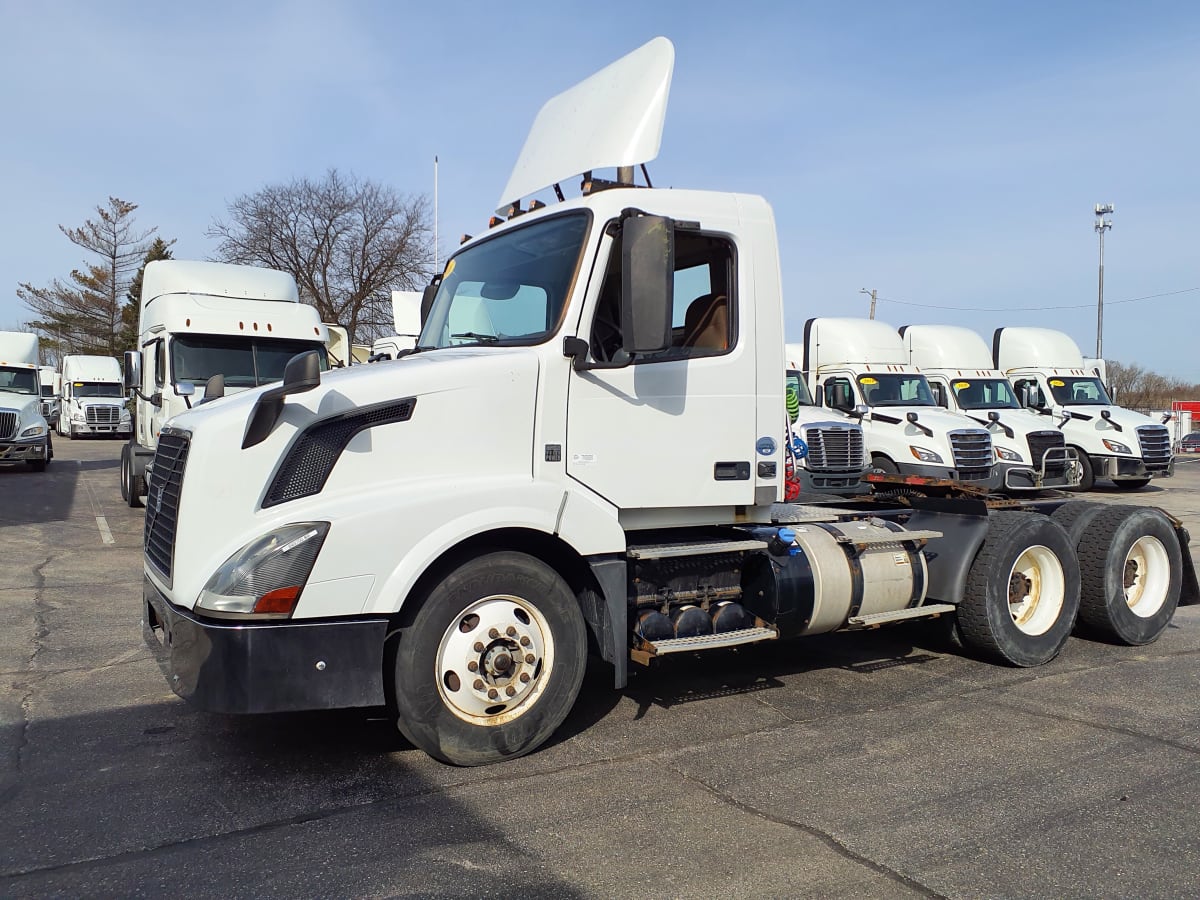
[1094,203,1113,359]
[859,288,877,319]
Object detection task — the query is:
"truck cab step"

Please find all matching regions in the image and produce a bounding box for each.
[627,539,768,560]
[637,625,779,658]
[846,603,956,629]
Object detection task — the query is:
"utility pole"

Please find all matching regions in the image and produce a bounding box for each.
[434,155,440,273]
[1094,203,1113,359]
[859,288,877,319]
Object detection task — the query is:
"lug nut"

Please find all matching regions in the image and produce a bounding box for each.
[467,661,478,672]
[520,636,531,647]
[520,673,530,684]
[506,626,517,636]
[525,653,535,664]
[488,628,499,639]
[487,688,499,700]
[473,641,485,652]
[505,685,517,697]
[473,679,485,691]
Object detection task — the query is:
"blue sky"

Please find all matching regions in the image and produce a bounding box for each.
[2,1,1197,377]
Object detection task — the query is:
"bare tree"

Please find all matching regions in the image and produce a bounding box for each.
[1106,359,1192,411]
[18,198,158,358]
[208,170,434,345]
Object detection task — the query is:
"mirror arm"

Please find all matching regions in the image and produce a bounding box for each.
[563,336,632,372]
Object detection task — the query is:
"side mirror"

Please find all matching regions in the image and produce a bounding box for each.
[203,374,226,403]
[176,381,196,397]
[906,411,919,424]
[420,278,440,326]
[149,392,162,408]
[123,351,140,391]
[851,404,869,420]
[620,212,674,354]
[987,410,1000,422]
[242,350,322,449]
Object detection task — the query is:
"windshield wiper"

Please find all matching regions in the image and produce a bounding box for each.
[451,332,499,344]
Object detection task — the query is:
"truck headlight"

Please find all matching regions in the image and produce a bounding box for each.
[1102,439,1132,454]
[20,425,45,437]
[995,447,1023,462]
[909,445,943,464]
[196,522,330,619]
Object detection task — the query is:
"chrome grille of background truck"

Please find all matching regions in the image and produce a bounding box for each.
[803,425,865,472]
[949,429,993,480]
[1136,425,1172,471]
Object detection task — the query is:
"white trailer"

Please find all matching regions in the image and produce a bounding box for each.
[0,332,52,471]
[58,355,130,439]
[802,318,999,488]
[121,260,330,508]
[994,327,1174,490]
[140,38,1196,766]
[900,325,1079,491]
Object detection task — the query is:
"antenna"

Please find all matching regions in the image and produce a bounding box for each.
[434,155,439,273]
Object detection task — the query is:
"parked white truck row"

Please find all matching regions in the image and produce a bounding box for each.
[137,39,1196,767]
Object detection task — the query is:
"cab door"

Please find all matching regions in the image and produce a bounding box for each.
[565,225,758,510]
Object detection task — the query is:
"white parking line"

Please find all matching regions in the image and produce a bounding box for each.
[96,516,115,545]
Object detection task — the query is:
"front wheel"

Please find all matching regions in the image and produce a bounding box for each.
[956,511,1080,666]
[1068,450,1094,492]
[1077,506,1180,644]
[1113,478,1151,491]
[390,551,587,766]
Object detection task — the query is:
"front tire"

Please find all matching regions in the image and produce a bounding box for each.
[871,455,900,475]
[1077,506,1180,644]
[956,511,1080,666]
[1113,478,1151,491]
[1069,450,1094,492]
[390,551,587,766]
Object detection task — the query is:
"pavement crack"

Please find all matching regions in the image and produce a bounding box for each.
[666,762,948,899]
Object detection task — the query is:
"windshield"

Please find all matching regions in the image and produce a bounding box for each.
[1048,376,1112,406]
[950,377,1020,410]
[785,371,815,422]
[0,366,38,394]
[70,381,123,398]
[171,336,328,389]
[419,212,589,349]
[858,373,935,407]
[40,384,55,397]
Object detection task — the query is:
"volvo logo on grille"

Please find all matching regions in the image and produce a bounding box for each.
[154,485,165,515]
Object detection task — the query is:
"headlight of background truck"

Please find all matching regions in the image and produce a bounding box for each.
[995,447,1023,462]
[1102,439,1132,454]
[196,522,330,619]
[909,445,943,464]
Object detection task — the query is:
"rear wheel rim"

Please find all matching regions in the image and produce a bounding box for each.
[436,594,555,726]
[1123,535,1170,618]
[1007,545,1065,636]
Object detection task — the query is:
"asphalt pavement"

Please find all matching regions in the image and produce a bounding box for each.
[1,440,1198,898]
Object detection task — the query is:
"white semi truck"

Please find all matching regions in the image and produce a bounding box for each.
[0,332,53,471]
[121,260,329,507]
[994,327,1175,490]
[900,325,1079,492]
[140,38,1196,766]
[38,365,60,424]
[58,355,130,439]
[781,348,869,497]
[801,318,1000,488]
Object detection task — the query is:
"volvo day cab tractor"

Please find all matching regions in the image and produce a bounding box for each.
[782,347,869,496]
[121,260,329,507]
[140,38,1196,767]
[38,365,60,425]
[900,325,1079,492]
[994,327,1174,491]
[58,355,130,439]
[0,332,52,471]
[803,318,1000,488]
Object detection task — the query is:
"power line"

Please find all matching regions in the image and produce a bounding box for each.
[873,286,1200,313]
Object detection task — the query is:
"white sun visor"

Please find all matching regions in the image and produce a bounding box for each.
[496,36,674,214]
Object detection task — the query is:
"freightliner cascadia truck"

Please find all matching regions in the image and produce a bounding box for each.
[141,38,1196,765]
[0,332,53,471]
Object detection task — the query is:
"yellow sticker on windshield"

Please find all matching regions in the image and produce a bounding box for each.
[1049,379,1065,387]
[443,259,456,278]
[954,381,970,389]
[860,377,878,385]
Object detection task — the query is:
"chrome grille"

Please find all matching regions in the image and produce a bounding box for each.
[85,405,121,425]
[803,424,866,472]
[144,432,190,582]
[0,411,15,440]
[1026,430,1067,473]
[950,429,993,480]
[1136,425,1172,472]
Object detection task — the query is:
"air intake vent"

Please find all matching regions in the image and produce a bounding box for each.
[1026,430,1067,474]
[0,411,16,441]
[263,399,416,507]
[803,425,865,472]
[1136,425,1172,472]
[949,429,993,480]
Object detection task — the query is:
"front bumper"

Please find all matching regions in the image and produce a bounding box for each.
[0,436,48,464]
[796,468,871,495]
[143,575,388,714]
[1091,454,1175,481]
[895,461,1000,490]
[72,421,132,435]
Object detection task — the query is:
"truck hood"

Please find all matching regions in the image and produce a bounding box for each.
[152,347,542,609]
[867,406,986,434]
[1038,404,1165,433]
